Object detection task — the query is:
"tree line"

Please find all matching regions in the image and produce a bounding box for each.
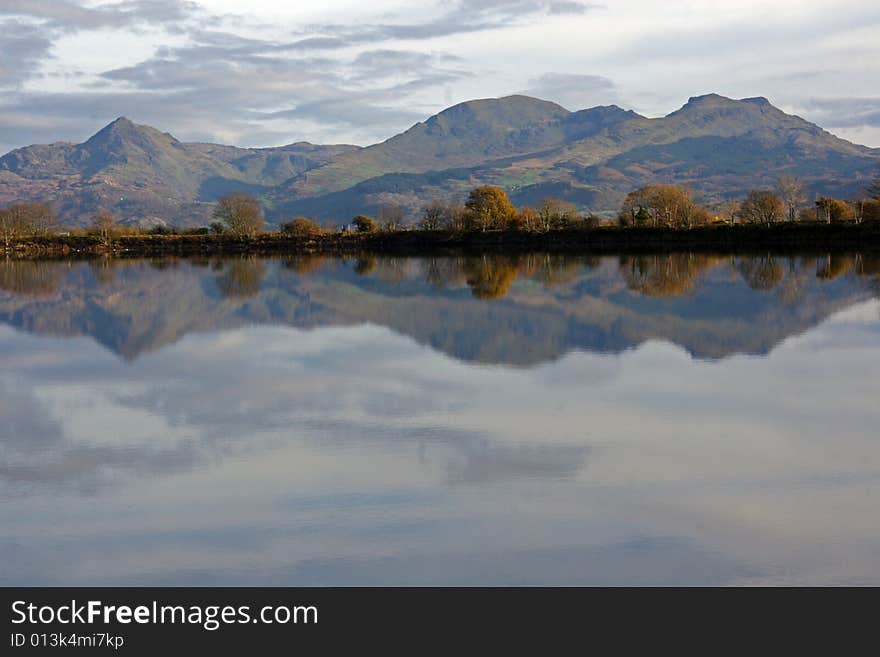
[3,167,880,244]
[618,174,880,228]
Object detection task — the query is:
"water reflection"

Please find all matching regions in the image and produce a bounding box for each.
[0,253,878,584]
[0,253,876,364]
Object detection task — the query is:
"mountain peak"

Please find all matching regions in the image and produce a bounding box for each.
[687,93,728,102]
[665,94,789,126]
[85,116,175,146]
[386,95,574,150]
[664,94,741,120]
[425,95,570,128]
[673,94,781,116]
[73,117,182,177]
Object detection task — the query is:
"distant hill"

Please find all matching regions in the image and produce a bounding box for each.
[0,118,358,227]
[1,94,877,227]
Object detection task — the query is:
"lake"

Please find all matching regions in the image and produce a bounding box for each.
[1,253,878,585]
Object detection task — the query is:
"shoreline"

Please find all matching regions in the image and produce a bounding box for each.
[6,220,880,259]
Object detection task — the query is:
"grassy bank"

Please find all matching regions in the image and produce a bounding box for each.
[6,220,880,259]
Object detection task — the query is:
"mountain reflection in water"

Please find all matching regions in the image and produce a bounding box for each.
[1,253,877,363]
[0,253,878,585]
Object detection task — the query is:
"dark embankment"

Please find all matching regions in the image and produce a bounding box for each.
[7,220,880,259]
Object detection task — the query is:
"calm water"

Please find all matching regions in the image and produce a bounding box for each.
[1,253,878,585]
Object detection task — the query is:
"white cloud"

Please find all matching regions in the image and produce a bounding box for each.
[1,0,879,152]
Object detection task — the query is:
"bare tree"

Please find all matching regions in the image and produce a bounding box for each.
[739,190,784,225]
[0,203,57,250]
[536,198,578,232]
[420,200,446,230]
[378,204,405,231]
[775,175,806,222]
[0,207,24,250]
[92,210,116,244]
[441,204,468,231]
[717,199,740,225]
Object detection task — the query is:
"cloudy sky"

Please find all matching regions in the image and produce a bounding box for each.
[1,0,878,154]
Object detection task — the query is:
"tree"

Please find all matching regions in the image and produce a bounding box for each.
[618,185,706,228]
[717,199,740,225]
[420,200,446,230]
[213,193,263,237]
[378,204,405,231]
[464,186,518,231]
[775,175,806,222]
[441,204,468,231]
[92,210,116,244]
[739,190,784,225]
[798,206,818,223]
[815,197,855,223]
[352,215,377,233]
[0,207,24,250]
[536,198,578,232]
[0,202,57,249]
[517,207,538,232]
[862,199,880,222]
[282,216,323,237]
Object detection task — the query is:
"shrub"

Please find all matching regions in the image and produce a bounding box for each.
[352,215,377,233]
[282,216,324,237]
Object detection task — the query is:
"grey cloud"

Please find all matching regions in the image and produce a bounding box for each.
[1,0,202,32]
[0,0,601,151]
[70,38,467,142]
[605,4,880,65]
[0,21,52,86]
[455,0,598,17]
[352,49,450,74]
[0,1,207,92]
[798,98,880,129]
[520,72,618,110]
[296,0,601,46]
[266,100,426,132]
[548,0,597,14]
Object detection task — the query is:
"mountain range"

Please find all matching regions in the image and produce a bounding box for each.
[1,94,878,227]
